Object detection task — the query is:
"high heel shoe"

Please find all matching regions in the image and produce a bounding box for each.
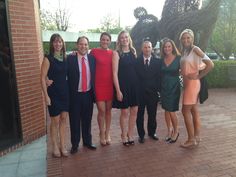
[100,132,106,146]
[127,134,135,145]
[180,139,197,148]
[165,129,173,142]
[61,149,69,157]
[121,134,129,146]
[52,150,61,158]
[169,133,179,144]
[105,134,111,145]
[195,136,201,145]
[52,147,61,158]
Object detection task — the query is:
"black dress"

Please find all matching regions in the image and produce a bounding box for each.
[161,56,181,112]
[47,55,69,116]
[113,52,139,109]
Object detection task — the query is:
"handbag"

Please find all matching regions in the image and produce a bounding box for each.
[199,77,208,104]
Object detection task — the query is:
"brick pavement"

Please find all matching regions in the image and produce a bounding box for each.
[47,88,236,177]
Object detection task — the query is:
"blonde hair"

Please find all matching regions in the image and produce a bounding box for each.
[179,29,194,56]
[116,30,137,57]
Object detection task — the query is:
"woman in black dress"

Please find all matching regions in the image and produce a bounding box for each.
[41,34,69,157]
[112,31,139,145]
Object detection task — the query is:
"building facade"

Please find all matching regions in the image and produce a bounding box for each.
[0,0,46,155]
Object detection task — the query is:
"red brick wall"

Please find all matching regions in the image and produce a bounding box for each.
[1,0,46,154]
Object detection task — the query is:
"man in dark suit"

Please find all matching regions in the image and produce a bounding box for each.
[135,40,161,143]
[67,36,96,154]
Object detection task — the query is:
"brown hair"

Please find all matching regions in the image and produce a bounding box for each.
[49,33,66,59]
[100,32,111,41]
[77,36,89,44]
[160,38,180,58]
[116,30,137,57]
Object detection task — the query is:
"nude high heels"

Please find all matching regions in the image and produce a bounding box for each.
[180,139,197,148]
[100,132,106,146]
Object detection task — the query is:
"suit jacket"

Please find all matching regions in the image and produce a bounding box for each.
[67,53,96,102]
[135,54,161,102]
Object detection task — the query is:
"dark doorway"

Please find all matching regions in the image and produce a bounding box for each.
[0,0,22,150]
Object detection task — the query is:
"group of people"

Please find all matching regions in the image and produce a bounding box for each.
[41,29,214,158]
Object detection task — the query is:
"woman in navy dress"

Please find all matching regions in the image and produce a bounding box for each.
[41,34,69,157]
[112,31,139,145]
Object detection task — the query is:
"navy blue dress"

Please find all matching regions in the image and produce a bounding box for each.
[113,51,139,109]
[47,55,69,116]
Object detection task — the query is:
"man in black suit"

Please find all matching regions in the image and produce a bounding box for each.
[67,36,96,154]
[135,40,161,143]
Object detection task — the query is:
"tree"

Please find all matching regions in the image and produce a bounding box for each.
[209,0,236,60]
[100,14,123,34]
[40,10,57,31]
[40,0,71,31]
[87,14,123,34]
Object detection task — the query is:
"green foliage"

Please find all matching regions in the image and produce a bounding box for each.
[209,0,236,60]
[40,0,71,32]
[43,42,116,54]
[207,60,236,88]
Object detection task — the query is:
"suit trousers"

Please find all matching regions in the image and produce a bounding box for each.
[69,90,94,148]
[136,91,158,138]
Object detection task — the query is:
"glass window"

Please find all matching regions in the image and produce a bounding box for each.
[0,0,22,150]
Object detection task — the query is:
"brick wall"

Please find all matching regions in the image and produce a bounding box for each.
[1,0,46,154]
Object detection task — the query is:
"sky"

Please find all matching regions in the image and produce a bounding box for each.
[40,0,165,32]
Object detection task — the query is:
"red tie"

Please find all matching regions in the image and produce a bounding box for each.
[81,57,87,92]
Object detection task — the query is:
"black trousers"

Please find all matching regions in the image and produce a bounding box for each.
[136,91,158,138]
[69,90,94,148]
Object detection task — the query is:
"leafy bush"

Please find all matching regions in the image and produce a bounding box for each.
[43,42,116,55]
[207,60,236,88]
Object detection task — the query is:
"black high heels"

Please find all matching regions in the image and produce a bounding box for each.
[121,134,129,146]
[169,133,179,143]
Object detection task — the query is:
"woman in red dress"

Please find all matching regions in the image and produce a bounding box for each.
[90,32,113,145]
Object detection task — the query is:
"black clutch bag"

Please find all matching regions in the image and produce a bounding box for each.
[199,77,208,104]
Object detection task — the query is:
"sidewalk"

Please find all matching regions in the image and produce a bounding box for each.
[2,88,235,177]
[0,136,46,177]
[47,88,236,177]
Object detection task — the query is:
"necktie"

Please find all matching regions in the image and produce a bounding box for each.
[145,59,149,70]
[81,57,87,92]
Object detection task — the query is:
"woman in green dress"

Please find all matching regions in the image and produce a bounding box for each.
[160,39,181,143]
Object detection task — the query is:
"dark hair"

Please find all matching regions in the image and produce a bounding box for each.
[49,33,66,59]
[100,32,111,41]
[77,36,89,44]
[160,38,180,58]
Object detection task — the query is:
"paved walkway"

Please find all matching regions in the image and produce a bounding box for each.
[46,88,236,177]
[0,136,46,177]
[1,88,235,177]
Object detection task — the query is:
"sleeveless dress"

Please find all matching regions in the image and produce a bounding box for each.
[90,48,113,101]
[47,55,69,116]
[180,47,207,105]
[113,51,139,109]
[161,56,181,112]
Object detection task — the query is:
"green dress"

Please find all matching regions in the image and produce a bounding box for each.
[161,56,181,112]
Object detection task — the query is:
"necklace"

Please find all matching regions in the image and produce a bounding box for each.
[54,53,63,61]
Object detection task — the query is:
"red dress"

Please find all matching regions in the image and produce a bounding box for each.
[90,48,113,101]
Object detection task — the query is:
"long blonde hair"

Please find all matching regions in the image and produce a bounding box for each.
[116,30,137,57]
[179,29,194,56]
